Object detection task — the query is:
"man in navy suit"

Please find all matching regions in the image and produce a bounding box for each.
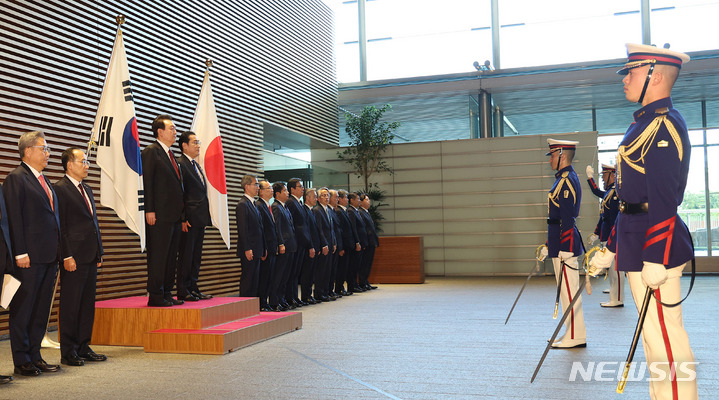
[300,188,326,303]
[3,130,61,376]
[0,180,15,384]
[235,175,265,297]
[313,188,335,302]
[335,190,360,296]
[176,131,213,302]
[346,193,367,293]
[286,178,312,306]
[359,193,379,291]
[55,148,105,367]
[256,180,280,310]
[142,115,185,307]
[270,182,296,311]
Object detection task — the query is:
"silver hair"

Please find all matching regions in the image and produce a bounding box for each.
[18,130,45,159]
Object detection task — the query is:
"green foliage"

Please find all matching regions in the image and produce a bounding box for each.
[682,192,719,209]
[338,104,399,192]
[364,184,388,233]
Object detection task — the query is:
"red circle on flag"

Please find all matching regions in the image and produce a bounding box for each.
[205,137,227,194]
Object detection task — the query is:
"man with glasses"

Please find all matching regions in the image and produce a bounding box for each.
[235,175,265,297]
[286,178,312,306]
[176,131,213,302]
[256,180,280,310]
[3,130,62,376]
[142,114,185,307]
[54,148,105,367]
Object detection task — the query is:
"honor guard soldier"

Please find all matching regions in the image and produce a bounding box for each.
[540,138,586,348]
[591,44,697,399]
[586,163,623,307]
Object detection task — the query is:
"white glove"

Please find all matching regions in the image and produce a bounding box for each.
[588,248,614,277]
[586,165,595,179]
[558,251,574,261]
[588,233,599,244]
[641,262,668,289]
[538,246,548,261]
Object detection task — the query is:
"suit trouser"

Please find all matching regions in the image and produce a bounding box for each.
[10,261,58,366]
[313,252,330,298]
[239,254,261,297]
[335,252,350,292]
[359,245,376,286]
[258,252,275,307]
[285,247,304,302]
[300,251,317,300]
[146,220,181,303]
[551,257,586,341]
[347,249,363,289]
[270,251,291,307]
[60,261,97,358]
[177,224,205,296]
[626,266,697,400]
[328,250,338,294]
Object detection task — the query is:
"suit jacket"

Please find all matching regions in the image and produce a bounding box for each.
[141,141,184,222]
[256,198,279,255]
[3,162,60,264]
[305,204,324,252]
[235,196,264,257]
[177,154,211,228]
[337,206,358,252]
[54,176,103,264]
[348,206,368,249]
[330,207,343,252]
[313,205,336,250]
[0,183,14,277]
[360,208,379,247]
[272,201,297,253]
[287,196,311,249]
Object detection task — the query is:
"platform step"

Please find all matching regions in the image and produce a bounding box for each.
[92,296,278,347]
[143,312,302,354]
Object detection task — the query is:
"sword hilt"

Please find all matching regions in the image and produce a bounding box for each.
[553,302,558,319]
[616,362,631,393]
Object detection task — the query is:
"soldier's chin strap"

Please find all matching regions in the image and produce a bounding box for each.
[637,63,655,104]
[553,148,562,171]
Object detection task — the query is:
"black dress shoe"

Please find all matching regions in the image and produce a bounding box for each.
[291,299,303,308]
[369,284,378,290]
[79,350,107,362]
[32,359,60,373]
[61,354,85,366]
[166,298,184,305]
[147,299,172,307]
[192,290,213,300]
[351,286,365,293]
[270,304,286,312]
[341,290,352,296]
[318,295,331,302]
[14,362,41,376]
[260,305,272,312]
[178,294,199,302]
[0,375,12,384]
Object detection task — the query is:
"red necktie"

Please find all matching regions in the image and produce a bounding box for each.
[38,175,53,211]
[78,183,92,214]
[268,202,274,221]
[168,150,180,179]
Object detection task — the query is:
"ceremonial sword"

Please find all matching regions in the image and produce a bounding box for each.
[530,277,587,383]
[617,287,652,393]
[505,245,545,324]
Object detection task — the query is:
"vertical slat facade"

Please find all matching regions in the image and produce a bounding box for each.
[0,0,337,336]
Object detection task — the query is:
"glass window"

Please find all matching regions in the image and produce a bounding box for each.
[498,0,639,69]
[707,143,719,254]
[650,1,719,53]
[680,136,708,255]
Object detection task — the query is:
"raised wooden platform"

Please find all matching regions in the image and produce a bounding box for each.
[92,296,301,354]
[369,236,425,284]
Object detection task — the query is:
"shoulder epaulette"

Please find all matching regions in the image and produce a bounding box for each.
[655,107,669,115]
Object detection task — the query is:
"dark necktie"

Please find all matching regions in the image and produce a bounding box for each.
[168,150,180,179]
[192,160,206,186]
[78,183,92,214]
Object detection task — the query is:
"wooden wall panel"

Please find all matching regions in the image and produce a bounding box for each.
[0,0,337,336]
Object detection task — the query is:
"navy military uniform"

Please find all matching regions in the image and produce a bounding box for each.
[587,164,623,306]
[601,44,696,399]
[545,138,586,348]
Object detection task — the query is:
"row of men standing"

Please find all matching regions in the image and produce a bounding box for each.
[235,176,379,312]
[0,130,106,383]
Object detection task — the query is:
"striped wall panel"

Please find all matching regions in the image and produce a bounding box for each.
[0,0,337,336]
[312,132,600,276]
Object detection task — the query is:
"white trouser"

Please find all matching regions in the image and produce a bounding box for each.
[603,241,625,303]
[627,265,697,400]
[552,257,586,341]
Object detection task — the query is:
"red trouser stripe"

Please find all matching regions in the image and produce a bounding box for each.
[654,289,679,400]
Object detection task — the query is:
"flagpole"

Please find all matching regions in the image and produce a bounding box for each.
[87,14,125,160]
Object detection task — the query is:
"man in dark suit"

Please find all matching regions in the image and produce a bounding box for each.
[335,190,360,296]
[270,182,296,311]
[176,131,213,302]
[300,188,326,303]
[285,178,312,307]
[235,175,265,297]
[359,193,379,291]
[142,115,185,307]
[346,193,368,293]
[328,190,343,298]
[55,148,106,367]
[256,180,279,310]
[313,188,335,302]
[3,130,61,376]
[0,181,15,384]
